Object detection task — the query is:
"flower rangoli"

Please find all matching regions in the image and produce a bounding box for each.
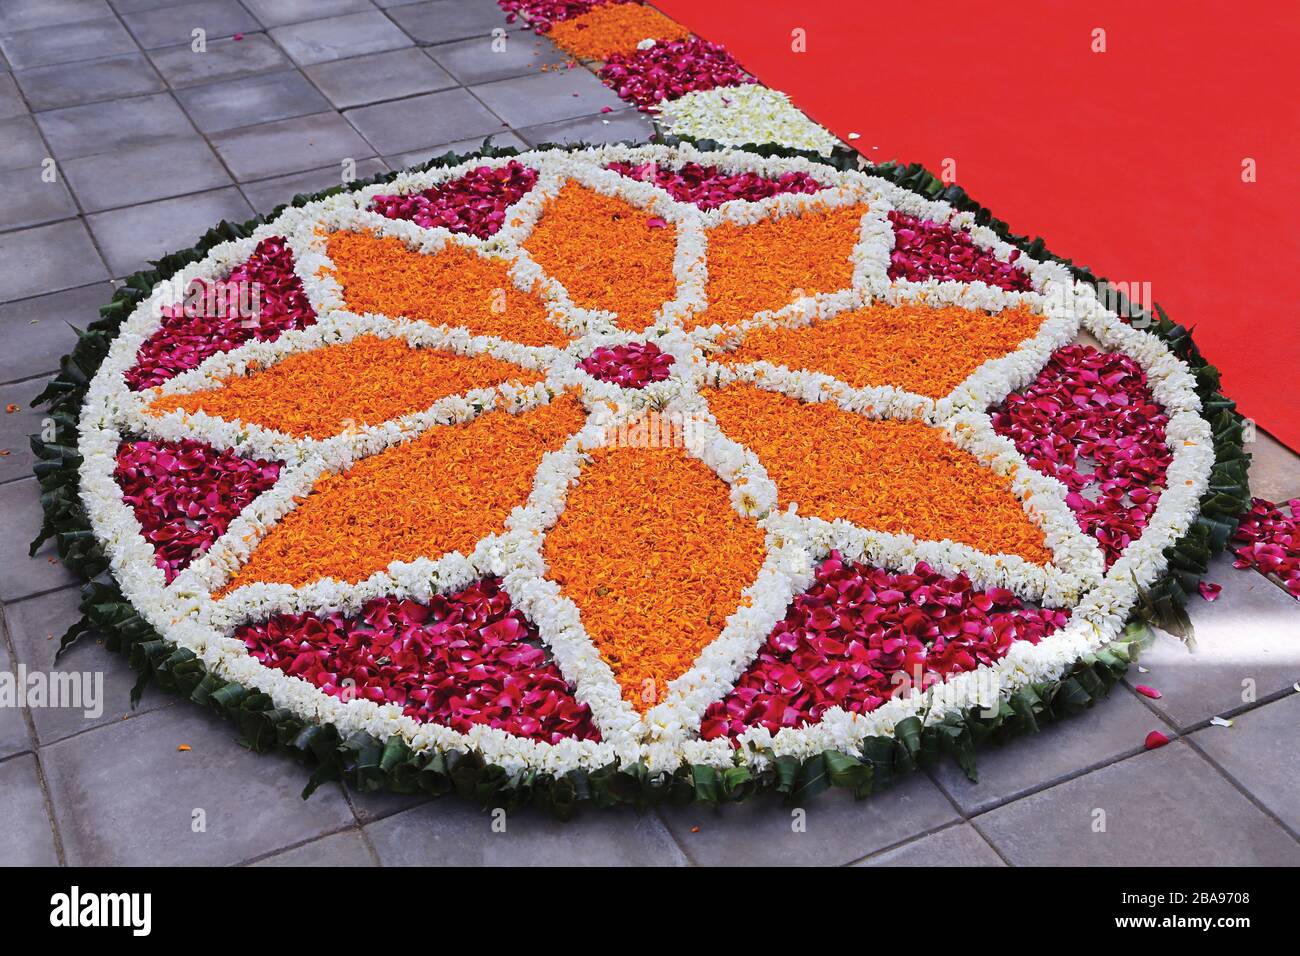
[60,144,1218,810]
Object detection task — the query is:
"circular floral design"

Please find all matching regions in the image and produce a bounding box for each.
[74,144,1215,794]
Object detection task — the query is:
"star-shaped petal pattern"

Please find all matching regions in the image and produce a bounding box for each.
[101,148,1162,753]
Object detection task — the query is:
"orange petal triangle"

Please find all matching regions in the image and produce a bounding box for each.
[720,302,1045,398]
[704,384,1052,564]
[149,335,544,439]
[543,444,766,711]
[689,202,868,331]
[326,230,569,347]
[524,182,678,332]
[223,394,586,591]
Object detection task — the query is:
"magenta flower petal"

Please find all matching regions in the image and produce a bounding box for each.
[579,341,674,389]
[498,0,633,33]
[992,344,1172,567]
[240,578,599,743]
[1144,730,1171,749]
[700,554,1069,740]
[1230,497,1300,600]
[369,160,538,239]
[598,37,753,110]
[115,438,282,583]
[126,237,316,391]
[888,211,1032,291]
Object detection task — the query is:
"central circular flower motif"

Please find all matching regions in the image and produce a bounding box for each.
[76,144,1213,797]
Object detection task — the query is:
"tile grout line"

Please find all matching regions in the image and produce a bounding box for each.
[650,803,698,866]
[0,594,68,864]
[958,737,1293,841]
[1180,724,1300,844]
[337,783,390,866]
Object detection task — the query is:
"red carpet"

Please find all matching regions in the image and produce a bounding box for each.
[657,0,1300,449]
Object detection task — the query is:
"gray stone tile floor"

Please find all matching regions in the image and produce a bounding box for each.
[0,0,1296,866]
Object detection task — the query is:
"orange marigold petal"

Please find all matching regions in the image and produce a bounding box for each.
[721,303,1046,398]
[149,335,544,439]
[327,230,569,347]
[548,4,691,60]
[689,202,868,331]
[704,384,1052,564]
[224,395,586,591]
[543,444,766,711]
[524,182,677,332]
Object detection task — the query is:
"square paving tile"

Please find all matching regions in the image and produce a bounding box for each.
[210,109,373,181]
[929,687,1174,815]
[387,0,509,45]
[366,799,688,866]
[61,136,231,212]
[0,72,27,119]
[0,479,80,602]
[0,378,67,481]
[5,586,175,745]
[0,18,137,71]
[86,185,253,276]
[856,823,1005,867]
[1191,692,1300,834]
[0,220,108,303]
[0,116,49,172]
[1128,553,1300,729]
[41,703,355,865]
[250,828,376,866]
[0,283,104,385]
[147,32,289,88]
[974,742,1300,865]
[383,130,527,172]
[518,107,655,148]
[0,755,58,865]
[0,175,78,232]
[242,0,377,29]
[658,772,959,866]
[270,11,412,67]
[120,0,259,50]
[110,0,189,10]
[346,87,505,156]
[470,68,624,129]
[13,52,165,111]
[36,91,194,160]
[239,156,388,214]
[0,0,112,34]
[304,47,455,110]
[0,641,32,759]
[1246,427,1300,503]
[428,33,568,86]
[174,68,329,133]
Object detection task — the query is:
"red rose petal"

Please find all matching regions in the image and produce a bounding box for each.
[115,439,282,582]
[240,578,599,743]
[701,554,1069,740]
[126,237,316,391]
[369,160,537,239]
[578,341,674,389]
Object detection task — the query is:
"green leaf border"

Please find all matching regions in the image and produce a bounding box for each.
[27,137,1247,818]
